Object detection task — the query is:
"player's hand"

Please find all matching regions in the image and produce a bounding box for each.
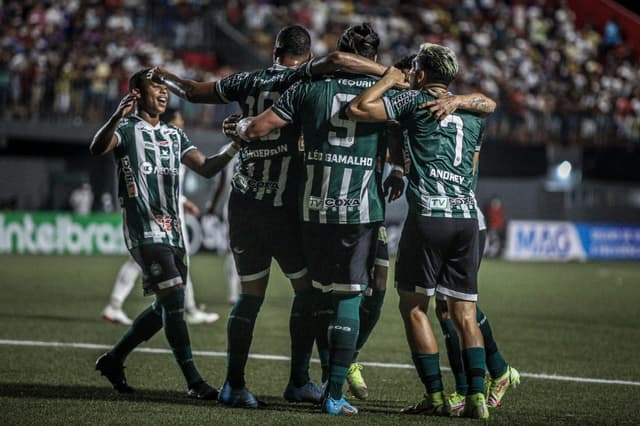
[383,66,409,88]
[115,92,138,118]
[383,169,405,202]
[419,90,459,121]
[222,114,246,145]
[182,198,201,217]
[147,67,168,84]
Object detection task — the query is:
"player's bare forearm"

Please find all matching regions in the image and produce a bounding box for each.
[310,51,387,77]
[150,68,221,103]
[347,67,403,122]
[457,93,496,116]
[183,145,239,178]
[90,113,121,156]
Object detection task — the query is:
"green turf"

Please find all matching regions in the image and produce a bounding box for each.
[1,254,639,424]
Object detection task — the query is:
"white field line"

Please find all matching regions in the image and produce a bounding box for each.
[1,339,639,387]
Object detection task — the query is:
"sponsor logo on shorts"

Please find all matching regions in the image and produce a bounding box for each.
[232,246,245,255]
[150,261,162,276]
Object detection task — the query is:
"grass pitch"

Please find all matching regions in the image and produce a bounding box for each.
[1,254,639,425]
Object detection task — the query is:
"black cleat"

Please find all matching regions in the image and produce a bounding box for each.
[95,352,134,393]
[187,381,219,400]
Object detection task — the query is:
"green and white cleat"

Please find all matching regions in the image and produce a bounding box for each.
[346,363,369,400]
[487,366,520,408]
[462,392,489,420]
[401,391,450,416]
[448,391,466,416]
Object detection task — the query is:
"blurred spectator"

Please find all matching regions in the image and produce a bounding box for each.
[1,0,639,148]
[69,182,93,215]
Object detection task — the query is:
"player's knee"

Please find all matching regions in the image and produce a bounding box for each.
[240,277,268,297]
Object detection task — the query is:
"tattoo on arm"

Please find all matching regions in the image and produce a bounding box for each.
[468,97,491,112]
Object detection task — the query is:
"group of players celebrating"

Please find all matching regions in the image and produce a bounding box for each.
[90,22,520,419]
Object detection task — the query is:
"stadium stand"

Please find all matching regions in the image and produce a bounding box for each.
[1,0,639,146]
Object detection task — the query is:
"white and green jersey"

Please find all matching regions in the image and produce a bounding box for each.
[272,74,389,224]
[113,115,195,249]
[384,90,484,219]
[216,64,311,207]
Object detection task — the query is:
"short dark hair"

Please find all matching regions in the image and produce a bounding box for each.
[337,23,380,60]
[394,54,416,71]
[160,107,178,123]
[128,67,152,92]
[274,25,311,58]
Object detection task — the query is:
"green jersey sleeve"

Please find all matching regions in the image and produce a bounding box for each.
[215,71,253,103]
[382,90,423,121]
[176,126,196,158]
[271,80,307,123]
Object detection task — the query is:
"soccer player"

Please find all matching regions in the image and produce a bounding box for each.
[393,54,520,414]
[102,108,220,326]
[90,68,238,400]
[225,23,406,416]
[346,43,493,419]
[150,25,390,408]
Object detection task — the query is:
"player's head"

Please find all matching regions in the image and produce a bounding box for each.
[273,25,311,65]
[410,43,458,89]
[160,107,184,129]
[129,67,169,116]
[394,54,416,73]
[337,22,380,60]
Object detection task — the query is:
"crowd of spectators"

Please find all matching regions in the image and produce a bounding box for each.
[2,0,639,147]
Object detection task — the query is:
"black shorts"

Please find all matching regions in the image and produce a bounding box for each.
[395,215,479,301]
[436,227,486,301]
[130,243,187,296]
[228,192,307,282]
[302,221,381,294]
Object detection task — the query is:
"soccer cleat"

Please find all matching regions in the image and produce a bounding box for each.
[487,365,520,408]
[322,395,358,415]
[346,363,369,400]
[95,352,133,393]
[218,380,258,408]
[187,380,219,400]
[448,391,466,416]
[400,391,450,416]
[102,305,133,326]
[186,308,220,325]
[462,392,489,420]
[283,380,323,403]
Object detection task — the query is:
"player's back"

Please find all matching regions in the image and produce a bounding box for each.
[387,90,484,219]
[216,64,309,207]
[274,73,389,224]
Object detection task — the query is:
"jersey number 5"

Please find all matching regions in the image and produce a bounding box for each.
[439,115,464,167]
[246,91,281,141]
[329,93,357,147]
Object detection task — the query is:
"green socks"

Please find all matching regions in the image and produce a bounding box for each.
[354,289,385,361]
[327,294,361,399]
[462,347,486,395]
[289,288,315,387]
[411,353,443,394]
[477,306,508,379]
[226,294,264,388]
[158,288,202,387]
[438,317,468,395]
[110,302,163,364]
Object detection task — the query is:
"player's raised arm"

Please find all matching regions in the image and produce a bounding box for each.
[148,67,223,104]
[90,91,138,155]
[346,66,406,122]
[421,90,496,121]
[309,51,387,77]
